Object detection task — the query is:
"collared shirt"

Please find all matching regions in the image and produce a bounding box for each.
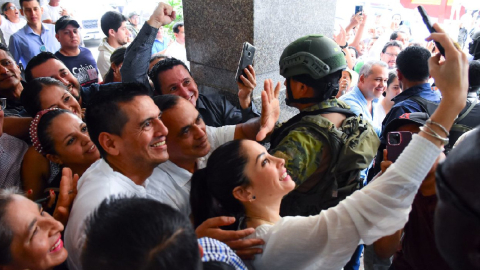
[148,125,235,217]
[9,23,60,66]
[199,237,247,270]
[0,133,28,189]
[65,159,149,270]
[245,135,442,270]
[340,86,381,136]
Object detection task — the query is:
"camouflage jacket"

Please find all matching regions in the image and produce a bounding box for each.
[270,99,349,190]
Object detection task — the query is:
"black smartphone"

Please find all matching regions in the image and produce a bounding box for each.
[417,5,445,56]
[235,42,255,83]
[355,5,363,15]
[387,131,413,163]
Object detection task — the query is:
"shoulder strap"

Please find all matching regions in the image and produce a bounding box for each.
[270,106,356,148]
[408,96,439,116]
[455,99,477,123]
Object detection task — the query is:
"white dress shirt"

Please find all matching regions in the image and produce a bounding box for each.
[148,125,235,216]
[65,159,149,270]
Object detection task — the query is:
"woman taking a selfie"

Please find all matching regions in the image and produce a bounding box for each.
[190,26,468,270]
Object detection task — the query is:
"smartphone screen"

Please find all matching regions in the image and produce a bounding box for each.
[235,42,255,83]
[387,131,413,162]
[355,5,363,15]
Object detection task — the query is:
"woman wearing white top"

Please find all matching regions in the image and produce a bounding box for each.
[190,25,469,270]
[0,2,26,46]
[373,71,403,127]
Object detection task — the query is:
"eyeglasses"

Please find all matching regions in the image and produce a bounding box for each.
[384,52,399,57]
[0,98,6,111]
[4,6,17,11]
[436,163,480,220]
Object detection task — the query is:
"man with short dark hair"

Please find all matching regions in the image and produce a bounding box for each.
[82,197,247,270]
[150,90,279,217]
[389,30,409,47]
[54,16,99,87]
[97,11,129,77]
[64,83,170,270]
[9,0,60,66]
[123,33,260,127]
[367,45,441,183]
[64,6,177,270]
[165,21,188,68]
[380,41,402,69]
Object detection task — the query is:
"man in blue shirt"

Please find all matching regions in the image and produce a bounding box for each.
[340,60,388,137]
[151,26,170,55]
[8,0,60,67]
[367,45,440,183]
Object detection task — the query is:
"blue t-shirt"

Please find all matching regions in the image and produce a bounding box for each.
[151,36,170,55]
[55,47,99,87]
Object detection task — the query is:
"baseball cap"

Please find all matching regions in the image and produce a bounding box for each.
[383,112,429,134]
[128,11,139,18]
[55,16,80,33]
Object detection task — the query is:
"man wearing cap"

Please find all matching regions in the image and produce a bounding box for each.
[9,0,60,66]
[126,11,140,40]
[54,16,99,87]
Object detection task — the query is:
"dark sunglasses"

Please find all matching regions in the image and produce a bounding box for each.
[436,163,480,220]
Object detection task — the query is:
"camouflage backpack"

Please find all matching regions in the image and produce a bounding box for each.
[270,103,380,217]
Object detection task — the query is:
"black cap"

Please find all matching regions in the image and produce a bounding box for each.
[55,16,80,33]
[383,112,429,134]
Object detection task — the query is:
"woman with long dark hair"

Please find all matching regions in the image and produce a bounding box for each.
[190,30,468,270]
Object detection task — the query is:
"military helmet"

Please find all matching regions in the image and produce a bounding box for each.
[279,35,347,80]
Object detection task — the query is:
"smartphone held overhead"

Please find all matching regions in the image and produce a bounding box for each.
[235,42,256,83]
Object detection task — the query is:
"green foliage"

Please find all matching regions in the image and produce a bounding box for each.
[164,0,184,40]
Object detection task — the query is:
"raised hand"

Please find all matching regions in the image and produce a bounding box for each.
[148,2,177,29]
[257,79,280,141]
[53,167,79,226]
[333,25,347,47]
[237,65,257,109]
[195,216,264,260]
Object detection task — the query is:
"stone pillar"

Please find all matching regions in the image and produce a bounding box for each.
[184,0,337,121]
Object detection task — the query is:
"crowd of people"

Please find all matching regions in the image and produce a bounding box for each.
[1,1,480,270]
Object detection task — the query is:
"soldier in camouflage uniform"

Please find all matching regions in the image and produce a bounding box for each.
[269,35,379,216]
[269,34,379,270]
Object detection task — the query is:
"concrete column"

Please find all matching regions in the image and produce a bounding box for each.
[183,0,337,121]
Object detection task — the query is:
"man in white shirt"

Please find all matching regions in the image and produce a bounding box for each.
[165,21,189,68]
[149,90,280,217]
[0,2,26,46]
[42,0,68,24]
[63,5,176,269]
